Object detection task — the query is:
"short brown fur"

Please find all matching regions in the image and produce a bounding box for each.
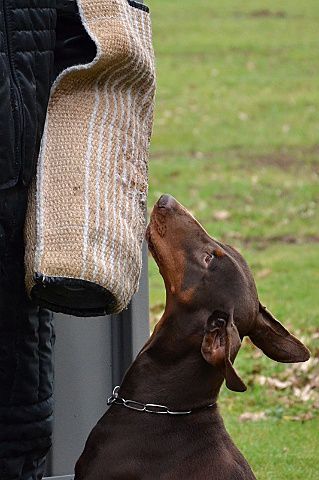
[75,195,310,480]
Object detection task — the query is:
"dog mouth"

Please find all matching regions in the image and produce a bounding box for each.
[146,194,206,268]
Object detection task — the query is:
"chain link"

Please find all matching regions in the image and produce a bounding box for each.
[107,386,215,416]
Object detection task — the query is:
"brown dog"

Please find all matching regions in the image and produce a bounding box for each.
[75,195,310,480]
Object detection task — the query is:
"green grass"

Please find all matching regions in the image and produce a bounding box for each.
[223,417,319,479]
[146,1,319,478]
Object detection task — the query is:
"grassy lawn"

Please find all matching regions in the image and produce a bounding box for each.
[146,1,319,478]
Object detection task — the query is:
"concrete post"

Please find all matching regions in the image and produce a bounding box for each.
[44,243,149,477]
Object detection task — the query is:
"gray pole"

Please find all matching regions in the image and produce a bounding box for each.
[44,241,149,478]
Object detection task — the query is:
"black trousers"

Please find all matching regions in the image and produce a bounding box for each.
[0,183,54,480]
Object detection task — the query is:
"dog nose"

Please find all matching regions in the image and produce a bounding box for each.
[157,194,173,209]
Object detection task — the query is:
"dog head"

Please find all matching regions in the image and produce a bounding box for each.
[146,195,310,392]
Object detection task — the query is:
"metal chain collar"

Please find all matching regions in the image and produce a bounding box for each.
[107,386,216,416]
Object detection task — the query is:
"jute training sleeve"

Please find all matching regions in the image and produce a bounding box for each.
[24,0,156,316]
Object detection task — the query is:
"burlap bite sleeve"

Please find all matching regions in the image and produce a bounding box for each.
[24,0,156,316]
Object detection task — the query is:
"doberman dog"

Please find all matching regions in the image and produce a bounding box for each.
[75,194,310,480]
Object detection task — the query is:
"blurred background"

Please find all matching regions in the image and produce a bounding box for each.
[146,1,319,478]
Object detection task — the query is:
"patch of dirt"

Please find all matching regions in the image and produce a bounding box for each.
[247,152,299,169]
[249,9,287,18]
[233,10,295,19]
[150,150,217,161]
[150,147,319,173]
[238,235,319,249]
[242,148,319,172]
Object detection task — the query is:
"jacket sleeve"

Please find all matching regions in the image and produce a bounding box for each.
[54,0,97,80]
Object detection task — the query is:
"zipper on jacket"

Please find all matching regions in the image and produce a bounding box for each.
[2,0,25,174]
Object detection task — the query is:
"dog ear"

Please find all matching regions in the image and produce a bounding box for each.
[248,303,310,363]
[201,312,247,392]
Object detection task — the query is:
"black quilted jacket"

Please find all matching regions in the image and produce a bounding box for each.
[0,0,96,190]
[0,0,96,466]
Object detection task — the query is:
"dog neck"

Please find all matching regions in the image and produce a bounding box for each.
[119,310,224,412]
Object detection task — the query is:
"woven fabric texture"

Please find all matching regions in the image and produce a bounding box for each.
[24,0,156,314]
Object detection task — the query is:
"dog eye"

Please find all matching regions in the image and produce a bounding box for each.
[204,252,215,264]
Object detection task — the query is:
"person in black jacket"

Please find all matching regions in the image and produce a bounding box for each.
[0,2,96,478]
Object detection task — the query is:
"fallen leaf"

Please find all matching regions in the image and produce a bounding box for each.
[239,411,267,422]
[266,378,292,389]
[283,412,314,422]
[256,268,272,279]
[293,385,314,402]
[238,111,249,121]
[213,210,231,221]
